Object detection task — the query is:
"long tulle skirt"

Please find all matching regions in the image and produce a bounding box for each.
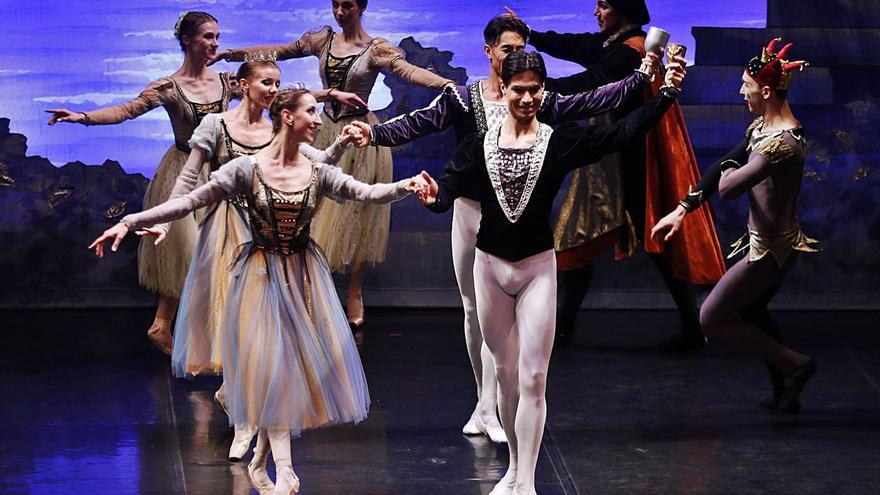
[310,112,392,273]
[221,242,370,433]
[138,145,210,298]
[171,199,250,377]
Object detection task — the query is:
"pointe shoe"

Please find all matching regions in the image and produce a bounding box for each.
[214,389,228,418]
[346,293,364,327]
[229,425,257,462]
[462,415,480,435]
[247,457,275,494]
[272,466,301,495]
[476,415,508,444]
[488,477,516,495]
[146,321,173,356]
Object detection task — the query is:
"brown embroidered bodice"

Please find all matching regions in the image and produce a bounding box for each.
[249,161,319,255]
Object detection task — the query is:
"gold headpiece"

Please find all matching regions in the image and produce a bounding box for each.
[173,12,189,38]
[243,51,278,64]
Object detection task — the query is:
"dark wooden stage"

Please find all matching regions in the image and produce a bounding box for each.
[1,308,878,494]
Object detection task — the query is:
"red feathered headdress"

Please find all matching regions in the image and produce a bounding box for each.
[745,38,808,90]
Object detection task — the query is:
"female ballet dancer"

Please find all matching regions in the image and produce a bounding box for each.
[414,51,685,495]
[47,11,235,355]
[216,0,454,325]
[150,60,348,462]
[90,88,422,495]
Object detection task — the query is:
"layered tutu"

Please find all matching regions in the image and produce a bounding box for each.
[171,199,250,376]
[310,112,393,273]
[220,241,370,433]
[138,145,210,298]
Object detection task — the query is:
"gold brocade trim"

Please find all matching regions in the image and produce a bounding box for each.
[728,227,819,268]
[754,137,795,164]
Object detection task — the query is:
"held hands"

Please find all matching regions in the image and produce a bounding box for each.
[45,109,85,125]
[342,121,372,148]
[664,53,687,88]
[411,171,438,205]
[650,205,687,243]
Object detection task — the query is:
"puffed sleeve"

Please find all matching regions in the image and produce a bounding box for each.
[368,38,452,89]
[318,164,411,204]
[224,26,332,62]
[122,156,253,230]
[80,78,174,125]
[371,85,467,147]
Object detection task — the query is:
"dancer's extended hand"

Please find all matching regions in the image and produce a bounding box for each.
[413,171,438,205]
[651,205,687,242]
[343,121,372,147]
[136,225,168,245]
[88,222,130,257]
[664,54,687,88]
[45,109,85,125]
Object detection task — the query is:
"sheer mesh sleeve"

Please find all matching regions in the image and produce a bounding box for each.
[81,78,174,124]
[122,157,252,229]
[299,133,347,165]
[318,164,410,204]
[225,26,332,61]
[369,38,452,89]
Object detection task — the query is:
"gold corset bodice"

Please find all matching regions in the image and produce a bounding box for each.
[249,163,319,255]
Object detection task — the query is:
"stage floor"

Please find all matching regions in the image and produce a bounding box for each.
[1,308,879,494]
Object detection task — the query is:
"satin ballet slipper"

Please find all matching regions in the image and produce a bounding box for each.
[229,424,257,462]
[146,318,173,355]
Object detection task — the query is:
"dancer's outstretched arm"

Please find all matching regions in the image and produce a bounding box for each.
[318,164,421,204]
[651,139,749,242]
[350,85,466,148]
[370,39,454,89]
[89,156,250,257]
[46,78,174,125]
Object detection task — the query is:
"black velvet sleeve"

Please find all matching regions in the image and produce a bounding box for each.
[544,44,643,94]
[528,30,604,65]
[427,133,485,213]
[554,89,677,170]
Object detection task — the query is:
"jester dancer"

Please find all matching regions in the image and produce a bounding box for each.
[652,39,817,413]
[513,1,726,350]
[344,14,655,443]
[415,51,686,495]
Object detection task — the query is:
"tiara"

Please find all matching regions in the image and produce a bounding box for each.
[281,81,306,91]
[244,50,278,64]
[173,11,189,38]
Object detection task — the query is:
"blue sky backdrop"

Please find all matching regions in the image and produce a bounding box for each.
[1,0,764,176]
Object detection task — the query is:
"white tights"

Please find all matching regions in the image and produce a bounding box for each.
[451,198,498,419]
[474,248,556,494]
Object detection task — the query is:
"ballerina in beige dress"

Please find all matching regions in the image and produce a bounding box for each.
[218,0,453,326]
[47,11,239,354]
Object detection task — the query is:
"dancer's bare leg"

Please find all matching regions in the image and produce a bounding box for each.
[474,250,519,494]
[453,199,504,441]
[147,295,177,355]
[267,428,300,495]
[346,265,366,326]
